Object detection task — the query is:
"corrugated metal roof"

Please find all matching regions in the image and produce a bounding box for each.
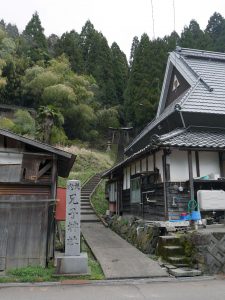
[0,129,76,177]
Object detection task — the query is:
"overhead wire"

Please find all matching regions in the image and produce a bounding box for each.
[150,0,155,40]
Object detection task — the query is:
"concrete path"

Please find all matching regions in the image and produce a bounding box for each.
[81,222,168,279]
[2,278,223,300]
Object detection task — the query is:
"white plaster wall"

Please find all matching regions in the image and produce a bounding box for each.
[136,160,141,173]
[155,150,163,177]
[169,150,196,181]
[126,166,131,189]
[148,155,154,171]
[131,162,136,175]
[199,151,220,177]
[141,158,147,171]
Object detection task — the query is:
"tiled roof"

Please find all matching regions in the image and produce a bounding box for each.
[103,126,225,177]
[125,47,225,153]
[158,126,225,148]
[180,55,225,114]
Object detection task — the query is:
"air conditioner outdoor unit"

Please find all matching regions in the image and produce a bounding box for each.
[197,190,225,211]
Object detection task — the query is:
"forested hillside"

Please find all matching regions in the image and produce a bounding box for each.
[0,12,225,147]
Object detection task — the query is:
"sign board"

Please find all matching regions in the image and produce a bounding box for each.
[65,180,81,256]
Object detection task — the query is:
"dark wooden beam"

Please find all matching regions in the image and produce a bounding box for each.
[195,151,200,177]
[188,150,195,200]
[219,152,224,177]
[162,150,168,220]
[37,162,52,179]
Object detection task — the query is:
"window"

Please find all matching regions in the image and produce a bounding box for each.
[172,75,180,91]
[109,182,117,202]
[130,177,141,203]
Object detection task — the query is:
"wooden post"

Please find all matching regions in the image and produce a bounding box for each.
[188,151,194,200]
[46,154,57,265]
[219,152,224,177]
[162,150,168,220]
[195,151,200,177]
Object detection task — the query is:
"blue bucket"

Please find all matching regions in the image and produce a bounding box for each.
[191,211,201,221]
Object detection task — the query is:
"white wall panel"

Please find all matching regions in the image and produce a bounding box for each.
[199,152,220,177]
[141,158,147,172]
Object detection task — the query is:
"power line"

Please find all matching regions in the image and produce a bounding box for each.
[150,0,155,40]
[173,0,176,34]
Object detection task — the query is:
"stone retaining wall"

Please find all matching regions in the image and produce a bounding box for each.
[108,216,162,255]
[181,231,225,274]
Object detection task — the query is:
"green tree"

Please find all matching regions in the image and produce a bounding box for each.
[129,36,139,67]
[36,105,64,144]
[124,34,158,128]
[180,20,212,50]
[80,21,117,105]
[205,12,225,51]
[22,12,49,62]
[13,109,35,135]
[54,30,84,73]
[111,42,129,103]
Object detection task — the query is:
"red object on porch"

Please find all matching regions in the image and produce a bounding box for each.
[55,187,66,221]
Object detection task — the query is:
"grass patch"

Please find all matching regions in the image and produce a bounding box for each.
[0,238,104,283]
[58,145,113,187]
[91,180,108,216]
[7,265,54,282]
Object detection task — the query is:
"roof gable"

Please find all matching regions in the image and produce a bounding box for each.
[125,47,225,155]
[0,129,76,177]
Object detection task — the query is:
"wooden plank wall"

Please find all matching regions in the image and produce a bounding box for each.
[0,199,49,270]
[142,183,165,221]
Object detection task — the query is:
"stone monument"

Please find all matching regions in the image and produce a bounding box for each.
[56,180,88,274]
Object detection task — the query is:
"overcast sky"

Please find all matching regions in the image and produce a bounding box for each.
[2,0,225,57]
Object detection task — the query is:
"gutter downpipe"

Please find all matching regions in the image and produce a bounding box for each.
[175,104,186,128]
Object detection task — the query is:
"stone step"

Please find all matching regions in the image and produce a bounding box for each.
[81,214,100,223]
[81,202,90,206]
[162,245,184,257]
[168,267,202,277]
[81,206,93,210]
[167,256,190,266]
[81,210,95,215]
[81,205,92,209]
[159,235,181,246]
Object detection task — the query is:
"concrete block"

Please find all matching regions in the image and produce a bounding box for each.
[169,267,202,277]
[56,252,89,275]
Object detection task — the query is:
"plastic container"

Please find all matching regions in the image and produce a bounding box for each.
[191,210,201,221]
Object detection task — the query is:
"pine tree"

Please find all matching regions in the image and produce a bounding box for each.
[206,12,225,52]
[111,42,129,103]
[180,20,212,50]
[124,34,157,128]
[80,21,117,106]
[54,30,84,73]
[129,36,139,67]
[22,12,48,62]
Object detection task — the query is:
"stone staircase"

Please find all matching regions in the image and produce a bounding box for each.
[157,235,202,277]
[81,173,102,223]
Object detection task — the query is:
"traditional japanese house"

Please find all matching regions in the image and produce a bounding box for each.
[0,129,75,271]
[103,47,225,221]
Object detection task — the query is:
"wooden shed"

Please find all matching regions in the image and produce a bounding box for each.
[0,129,75,271]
